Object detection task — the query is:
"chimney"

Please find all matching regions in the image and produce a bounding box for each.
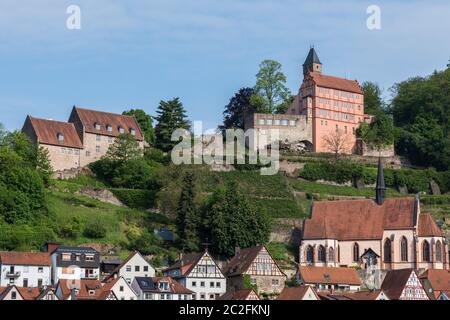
[46,242,61,254]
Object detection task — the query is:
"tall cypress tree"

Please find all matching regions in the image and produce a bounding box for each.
[154,98,190,152]
[176,172,199,252]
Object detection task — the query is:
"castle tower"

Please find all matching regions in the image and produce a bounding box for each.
[303,47,322,76]
[375,157,386,205]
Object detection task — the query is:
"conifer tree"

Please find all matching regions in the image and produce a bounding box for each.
[176,172,199,252]
[154,98,190,152]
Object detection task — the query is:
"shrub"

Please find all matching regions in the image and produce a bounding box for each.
[127,231,162,255]
[83,219,107,239]
[111,189,157,209]
[299,161,363,184]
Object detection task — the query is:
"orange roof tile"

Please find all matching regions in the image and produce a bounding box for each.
[419,269,450,292]
[299,266,361,286]
[418,214,444,237]
[0,251,51,266]
[277,286,319,300]
[308,72,363,94]
[26,116,83,149]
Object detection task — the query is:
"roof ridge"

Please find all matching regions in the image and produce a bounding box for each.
[74,106,135,119]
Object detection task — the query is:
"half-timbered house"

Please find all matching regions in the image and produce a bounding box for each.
[225,245,286,295]
[381,269,429,300]
[163,250,226,300]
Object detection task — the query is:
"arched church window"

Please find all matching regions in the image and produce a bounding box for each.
[384,239,392,263]
[328,247,334,263]
[306,246,314,263]
[353,243,359,262]
[401,237,408,262]
[318,245,326,262]
[436,241,442,262]
[422,240,431,262]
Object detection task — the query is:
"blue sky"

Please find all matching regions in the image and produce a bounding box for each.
[1,0,449,131]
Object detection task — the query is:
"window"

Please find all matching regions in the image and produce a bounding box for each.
[38,267,43,273]
[200,281,205,287]
[306,245,314,263]
[290,120,296,126]
[96,145,100,153]
[216,282,221,288]
[9,278,14,285]
[68,148,73,154]
[108,136,113,143]
[384,239,392,263]
[210,282,215,288]
[436,240,442,262]
[144,293,152,300]
[135,266,140,272]
[352,243,359,262]
[85,255,94,262]
[209,294,215,300]
[118,126,125,134]
[106,124,112,132]
[57,133,64,141]
[328,247,335,263]
[119,286,124,292]
[258,119,265,125]
[62,267,75,274]
[281,119,288,126]
[422,240,431,262]
[192,281,197,287]
[267,119,273,125]
[74,149,80,155]
[62,253,71,261]
[274,119,280,125]
[200,294,206,300]
[344,126,348,134]
[94,123,101,130]
[250,278,257,285]
[401,237,408,262]
[318,245,326,262]
[86,151,90,157]
[96,135,101,141]
[126,266,131,272]
[23,279,28,287]
[144,266,148,272]
[11,291,16,300]
[272,279,279,286]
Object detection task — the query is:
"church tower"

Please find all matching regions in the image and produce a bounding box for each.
[303,47,322,76]
[375,157,386,205]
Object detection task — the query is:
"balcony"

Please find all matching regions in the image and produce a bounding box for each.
[6,271,20,278]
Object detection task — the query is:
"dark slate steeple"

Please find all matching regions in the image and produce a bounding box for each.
[303,47,322,75]
[375,157,386,205]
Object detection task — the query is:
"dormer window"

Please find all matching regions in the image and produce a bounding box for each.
[158,281,169,291]
[94,122,101,130]
[57,133,64,141]
[118,126,125,134]
[129,128,136,136]
[106,124,112,132]
[88,290,95,296]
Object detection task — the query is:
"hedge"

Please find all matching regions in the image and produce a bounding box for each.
[300,161,450,194]
[110,188,157,209]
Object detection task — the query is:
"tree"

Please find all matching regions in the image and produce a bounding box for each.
[356,113,394,150]
[221,87,257,130]
[361,81,384,115]
[83,218,107,239]
[106,133,142,162]
[0,123,5,141]
[36,146,53,185]
[254,60,291,113]
[322,129,351,160]
[123,109,155,145]
[205,182,270,257]
[154,98,190,152]
[176,172,199,252]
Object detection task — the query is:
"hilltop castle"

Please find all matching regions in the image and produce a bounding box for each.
[246,47,372,154]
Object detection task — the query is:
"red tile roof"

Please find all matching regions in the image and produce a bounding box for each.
[418,214,444,237]
[277,286,319,300]
[219,289,260,300]
[298,266,361,286]
[381,268,415,300]
[309,72,363,94]
[0,251,51,266]
[57,279,107,300]
[419,269,450,292]
[303,197,418,240]
[225,246,264,277]
[17,287,41,300]
[73,107,144,141]
[164,252,204,277]
[343,290,386,300]
[26,116,83,149]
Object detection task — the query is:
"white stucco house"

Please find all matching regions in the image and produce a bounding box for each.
[0,252,52,288]
[105,251,156,285]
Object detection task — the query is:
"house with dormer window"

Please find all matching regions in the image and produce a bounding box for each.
[131,277,193,300]
[163,250,226,300]
[50,246,100,284]
[105,251,155,285]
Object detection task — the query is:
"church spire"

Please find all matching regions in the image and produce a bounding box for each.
[375,157,386,205]
[303,47,322,76]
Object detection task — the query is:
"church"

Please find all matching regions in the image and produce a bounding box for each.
[299,159,449,271]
